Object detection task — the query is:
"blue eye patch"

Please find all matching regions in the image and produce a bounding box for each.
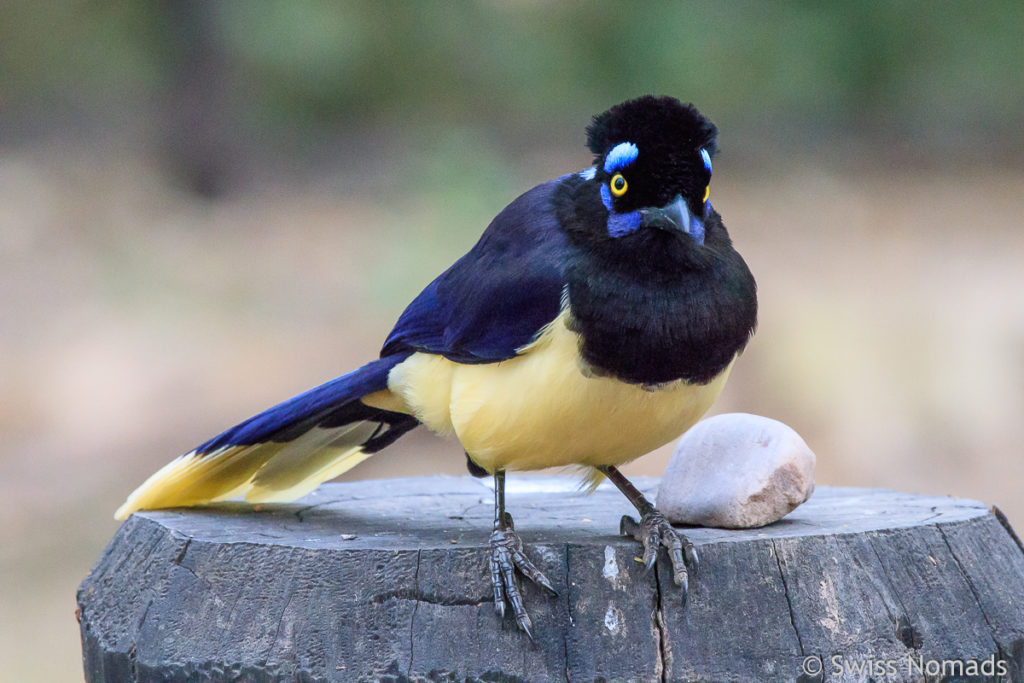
[603,142,639,174]
[600,183,642,237]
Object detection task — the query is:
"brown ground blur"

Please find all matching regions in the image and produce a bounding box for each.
[2,145,1022,680]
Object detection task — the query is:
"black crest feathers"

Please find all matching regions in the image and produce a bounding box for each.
[586,96,718,162]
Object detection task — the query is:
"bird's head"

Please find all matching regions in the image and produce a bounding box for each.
[560,96,719,250]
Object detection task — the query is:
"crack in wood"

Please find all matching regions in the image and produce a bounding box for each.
[293,502,328,523]
[865,533,922,650]
[171,537,199,581]
[373,589,491,607]
[407,548,421,677]
[129,579,158,683]
[937,523,1005,661]
[993,506,1024,557]
[562,545,571,683]
[771,539,806,657]
[127,643,139,683]
[652,561,668,683]
[267,589,295,663]
[454,499,489,519]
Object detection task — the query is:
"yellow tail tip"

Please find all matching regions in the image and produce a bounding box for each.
[113,502,135,521]
[114,436,378,520]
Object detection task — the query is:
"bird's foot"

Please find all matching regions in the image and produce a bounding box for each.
[489,512,557,640]
[620,510,699,602]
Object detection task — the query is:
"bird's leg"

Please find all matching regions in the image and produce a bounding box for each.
[488,469,556,640]
[597,465,698,601]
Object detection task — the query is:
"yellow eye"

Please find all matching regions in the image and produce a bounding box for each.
[609,173,628,197]
[703,185,710,202]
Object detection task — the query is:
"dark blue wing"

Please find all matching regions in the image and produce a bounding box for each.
[381,178,569,363]
[192,353,414,454]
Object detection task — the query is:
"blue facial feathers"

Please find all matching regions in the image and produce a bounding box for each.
[600,142,641,238]
[603,142,639,174]
[700,148,712,174]
[599,184,642,237]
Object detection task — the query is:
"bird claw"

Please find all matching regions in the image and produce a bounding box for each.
[489,515,557,640]
[620,511,698,602]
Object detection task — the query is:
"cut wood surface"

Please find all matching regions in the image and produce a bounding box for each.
[78,476,1024,682]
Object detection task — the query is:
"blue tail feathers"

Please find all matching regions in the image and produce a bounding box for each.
[194,353,414,455]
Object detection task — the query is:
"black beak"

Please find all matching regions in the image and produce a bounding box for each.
[641,195,692,234]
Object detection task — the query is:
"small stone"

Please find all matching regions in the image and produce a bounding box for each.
[656,413,815,529]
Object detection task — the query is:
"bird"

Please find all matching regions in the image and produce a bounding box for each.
[116,95,757,639]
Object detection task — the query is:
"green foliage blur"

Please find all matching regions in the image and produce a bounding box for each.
[3,1,1022,173]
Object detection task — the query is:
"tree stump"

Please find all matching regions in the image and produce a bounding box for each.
[78,476,1024,682]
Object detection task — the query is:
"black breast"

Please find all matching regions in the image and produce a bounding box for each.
[562,216,757,386]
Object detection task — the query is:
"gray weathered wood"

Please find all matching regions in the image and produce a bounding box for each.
[78,476,1024,682]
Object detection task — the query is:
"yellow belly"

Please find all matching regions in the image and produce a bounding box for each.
[365,312,733,473]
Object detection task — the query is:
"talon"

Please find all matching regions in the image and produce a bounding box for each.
[538,575,558,596]
[517,613,534,642]
[643,548,657,573]
[627,509,697,603]
[514,549,557,596]
[685,544,699,573]
[597,467,698,607]
[644,532,660,570]
[489,515,556,637]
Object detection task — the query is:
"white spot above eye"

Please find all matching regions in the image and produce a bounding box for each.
[604,142,639,173]
[579,167,596,180]
[603,545,618,581]
[700,148,712,172]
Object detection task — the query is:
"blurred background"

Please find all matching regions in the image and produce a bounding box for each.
[2,1,1023,679]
